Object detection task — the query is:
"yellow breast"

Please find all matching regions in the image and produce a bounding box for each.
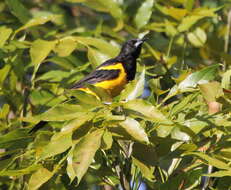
[95,63,127,97]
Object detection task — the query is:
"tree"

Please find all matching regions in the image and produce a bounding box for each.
[0,0,231,189]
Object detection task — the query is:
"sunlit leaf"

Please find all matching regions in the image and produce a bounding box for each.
[54,36,77,57]
[75,37,119,57]
[87,47,110,67]
[28,167,53,190]
[185,152,230,170]
[39,132,72,159]
[35,104,86,122]
[132,157,154,181]
[101,130,113,150]
[204,170,231,177]
[120,68,145,101]
[178,64,220,90]
[15,14,60,34]
[178,7,218,32]
[61,113,95,132]
[0,164,40,177]
[199,82,223,102]
[30,39,56,67]
[120,117,149,144]
[221,69,231,89]
[69,129,104,184]
[134,0,154,29]
[0,26,12,47]
[187,27,207,47]
[123,99,170,123]
[155,4,187,20]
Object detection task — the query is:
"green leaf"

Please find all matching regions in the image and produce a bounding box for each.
[156,124,174,138]
[0,64,11,87]
[68,129,104,184]
[28,167,53,190]
[134,0,154,29]
[61,113,95,133]
[155,3,187,21]
[0,164,40,177]
[119,117,149,143]
[54,36,77,57]
[68,90,102,107]
[87,47,110,67]
[178,7,218,32]
[75,37,119,57]
[0,104,10,119]
[132,157,154,181]
[204,170,231,177]
[35,104,86,122]
[73,0,123,20]
[5,0,31,23]
[199,82,223,102]
[185,152,230,170]
[221,69,231,89]
[123,99,170,123]
[120,68,145,101]
[0,26,12,48]
[170,93,197,115]
[30,39,56,67]
[184,0,195,11]
[30,89,65,107]
[187,27,207,47]
[15,14,61,35]
[101,130,113,150]
[94,0,123,20]
[39,132,72,160]
[178,64,219,90]
[0,128,32,149]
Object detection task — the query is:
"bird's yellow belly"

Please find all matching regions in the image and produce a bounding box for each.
[78,63,127,98]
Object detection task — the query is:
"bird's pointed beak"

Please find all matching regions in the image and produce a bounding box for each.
[134,37,147,47]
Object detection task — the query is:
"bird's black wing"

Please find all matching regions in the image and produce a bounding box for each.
[71,69,120,89]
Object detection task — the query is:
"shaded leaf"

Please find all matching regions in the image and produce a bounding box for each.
[0,128,32,149]
[5,0,31,23]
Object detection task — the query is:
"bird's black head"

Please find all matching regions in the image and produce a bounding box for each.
[119,38,145,59]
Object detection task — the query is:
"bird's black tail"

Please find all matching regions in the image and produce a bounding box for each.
[28,121,48,134]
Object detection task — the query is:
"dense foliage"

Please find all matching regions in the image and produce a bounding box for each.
[0,0,231,189]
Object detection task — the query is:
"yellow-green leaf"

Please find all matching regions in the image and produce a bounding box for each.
[120,117,149,144]
[134,0,154,29]
[0,26,12,48]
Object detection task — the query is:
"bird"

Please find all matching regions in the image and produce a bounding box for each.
[29,37,145,133]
